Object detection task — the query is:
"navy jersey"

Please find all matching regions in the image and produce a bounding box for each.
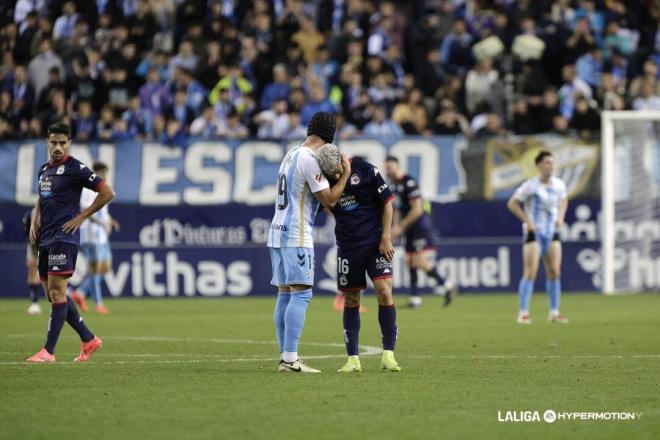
[331,159,394,250]
[37,156,104,247]
[392,174,431,226]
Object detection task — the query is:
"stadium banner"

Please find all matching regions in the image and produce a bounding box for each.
[0,241,604,298]
[0,134,600,206]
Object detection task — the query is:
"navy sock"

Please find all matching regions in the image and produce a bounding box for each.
[378,305,398,351]
[342,306,360,356]
[66,297,94,342]
[427,267,446,286]
[44,302,68,354]
[28,284,40,303]
[409,268,419,296]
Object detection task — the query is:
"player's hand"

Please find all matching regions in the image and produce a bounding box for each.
[526,221,536,233]
[112,219,121,232]
[29,222,39,245]
[62,214,86,234]
[379,237,395,262]
[340,153,351,177]
[391,225,402,240]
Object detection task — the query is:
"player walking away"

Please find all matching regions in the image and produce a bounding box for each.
[384,156,457,309]
[26,122,115,363]
[72,161,119,315]
[320,149,401,373]
[507,150,569,324]
[267,112,351,373]
[23,208,43,315]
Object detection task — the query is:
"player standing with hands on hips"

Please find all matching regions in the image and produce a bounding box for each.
[267,112,351,373]
[26,122,115,362]
[507,151,569,324]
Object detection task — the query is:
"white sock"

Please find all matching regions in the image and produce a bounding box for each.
[550,309,559,316]
[282,351,298,363]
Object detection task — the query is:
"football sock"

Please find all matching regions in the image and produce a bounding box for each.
[378,304,398,351]
[273,292,291,353]
[426,267,446,286]
[66,297,94,342]
[518,278,534,312]
[343,305,360,356]
[283,289,312,361]
[44,301,68,354]
[409,268,419,296]
[28,284,40,303]
[92,274,103,305]
[547,279,561,313]
[77,276,92,297]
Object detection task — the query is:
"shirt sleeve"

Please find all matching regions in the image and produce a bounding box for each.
[75,161,104,191]
[557,179,568,200]
[369,166,394,204]
[405,177,421,200]
[298,151,330,194]
[513,179,534,202]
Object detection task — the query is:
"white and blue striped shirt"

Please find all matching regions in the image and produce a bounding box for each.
[513,176,567,237]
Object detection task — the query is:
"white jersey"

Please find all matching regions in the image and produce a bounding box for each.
[79,188,110,244]
[513,176,567,237]
[267,145,330,248]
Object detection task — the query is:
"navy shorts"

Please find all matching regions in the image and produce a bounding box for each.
[405,223,436,253]
[38,242,79,280]
[337,244,393,292]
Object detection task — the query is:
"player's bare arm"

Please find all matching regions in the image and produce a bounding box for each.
[394,197,423,237]
[380,200,395,262]
[555,197,568,228]
[62,184,116,234]
[507,196,536,232]
[314,153,351,210]
[29,199,41,245]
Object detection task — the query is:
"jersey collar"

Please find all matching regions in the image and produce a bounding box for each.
[49,155,70,167]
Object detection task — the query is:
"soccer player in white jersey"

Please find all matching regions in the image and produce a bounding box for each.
[268,112,351,373]
[507,151,569,324]
[72,162,118,315]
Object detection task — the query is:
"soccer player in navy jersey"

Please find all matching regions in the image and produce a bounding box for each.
[26,122,115,363]
[320,147,401,372]
[385,156,457,309]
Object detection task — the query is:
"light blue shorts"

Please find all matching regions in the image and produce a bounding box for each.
[80,243,112,263]
[269,247,315,287]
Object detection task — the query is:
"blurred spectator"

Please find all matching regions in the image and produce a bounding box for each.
[168,40,199,80]
[166,88,195,131]
[260,64,290,111]
[558,64,592,119]
[123,96,152,139]
[433,99,469,136]
[576,47,603,88]
[209,64,253,113]
[465,59,501,115]
[301,83,336,126]
[219,109,249,140]
[7,64,34,121]
[570,97,600,138]
[439,19,474,75]
[284,111,307,140]
[632,81,660,110]
[111,119,132,141]
[335,112,359,140]
[629,58,660,99]
[512,98,537,135]
[27,37,64,99]
[73,100,96,141]
[97,105,115,141]
[564,17,595,63]
[470,103,504,138]
[138,67,172,117]
[190,104,221,138]
[53,1,79,41]
[255,98,290,139]
[530,88,561,132]
[291,15,324,64]
[392,89,427,135]
[363,106,403,138]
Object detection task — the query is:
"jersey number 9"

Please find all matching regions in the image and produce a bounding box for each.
[277,174,288,210]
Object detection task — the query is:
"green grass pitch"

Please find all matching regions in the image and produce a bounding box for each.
[1,293,659,440]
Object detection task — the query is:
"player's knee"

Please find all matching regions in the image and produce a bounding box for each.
[344,292,361,308]
[548,268,561,279]
[375,286,393,305]
[48,287,66,303]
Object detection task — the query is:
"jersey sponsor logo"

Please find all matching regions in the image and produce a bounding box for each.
[39,177,53,198]
[350,173,360,185]
[270,224,288,232]
[338,194,358,211]
[375,257,391,270]
[56,165,65,175]
[48,253,67,264]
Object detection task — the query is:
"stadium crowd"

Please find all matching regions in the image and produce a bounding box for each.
[0,0,658,143]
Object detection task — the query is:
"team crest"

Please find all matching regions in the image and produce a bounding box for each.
[339,275,348,287]
[56,165,65,175]
[350,173,360,185]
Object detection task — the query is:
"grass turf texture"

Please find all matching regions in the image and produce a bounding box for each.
[0,294,659,440]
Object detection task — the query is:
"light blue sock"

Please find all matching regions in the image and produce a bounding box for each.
[77,276,92,297]
[92,274,103,305]
[283,289,313,354]
[548,279,561,313]
[273,293,291,353]
[518,278,534,312]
